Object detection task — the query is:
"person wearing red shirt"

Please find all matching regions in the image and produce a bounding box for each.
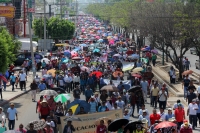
[150,109,160,125]
[96,120,107,133]
[39,99,50,120]
[36,96,43,118]
[174,103,185,130]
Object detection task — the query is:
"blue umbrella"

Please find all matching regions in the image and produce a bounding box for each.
[62,59,69,63]
[145,46,151,51]
[67,99,91,115]
[117,84,131,90]
[93,48,100,53]
[73,48,80,52]
[80,44,87,47]
[64,51,71,57]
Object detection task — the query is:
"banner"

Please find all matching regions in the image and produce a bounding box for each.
[0,6,15,18]
[103,79,131,88]
[60,109,123,133]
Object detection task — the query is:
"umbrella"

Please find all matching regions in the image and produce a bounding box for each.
[12,67,22,71]
[47,69,56,77]
[182,70,193,75]
[101,85,118,91]
[62,59,69,63]
[128,86,142,93]
[132,73,142,78]
[94,52,101,57]
[25,120,46,130]
[112,71,123,77]
[140,58,148,63]
[89,71,103,78]
[93,48,100,53]
[54,94,71,103]
[151,49,158,54]
[51,87,66,93]
[132,67,143,72]
[72,57,82,61]
[154,121,177,130]
[3,131,21,133]
[122,62,134,72]
[80,43,87,47]
[41,58,50,64]
[95,117,111,126]
[39,90,58,96]
[113,54,122,58]
[81,66,89,72]
[0,75,7,83]
[124,121,143,133]
[67,99,91,115]
[108,119,129,132]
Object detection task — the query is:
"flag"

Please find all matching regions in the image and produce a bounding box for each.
[70,104,79,114]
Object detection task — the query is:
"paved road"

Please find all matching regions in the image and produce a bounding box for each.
[1,92,199,133]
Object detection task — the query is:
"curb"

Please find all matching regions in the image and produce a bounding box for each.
[0,89,31,107]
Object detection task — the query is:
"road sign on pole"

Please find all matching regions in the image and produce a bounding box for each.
[28,0,35,13]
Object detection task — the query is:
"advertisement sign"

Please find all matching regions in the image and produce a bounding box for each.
[60,109,123,133]
[28,0,35,13]
[0,6,15,18]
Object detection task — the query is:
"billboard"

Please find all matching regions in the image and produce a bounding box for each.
[0,6,15,18]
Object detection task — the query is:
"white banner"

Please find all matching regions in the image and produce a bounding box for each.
[103,79,131,87]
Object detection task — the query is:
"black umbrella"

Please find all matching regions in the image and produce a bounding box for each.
[108,119,129,132]
[124,121,143,133]
[93,52,101,56]
[128,86,142,93]
[12,67,22,71]
[51,87,66,93]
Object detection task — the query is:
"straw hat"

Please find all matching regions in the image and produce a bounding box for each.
[40,99,47,104]
[168,117,176,122]
[141,118,148,123]
[94,92,99,95]
[106,97,111,100]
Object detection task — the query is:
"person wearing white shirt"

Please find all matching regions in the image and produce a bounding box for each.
[65,75,73,93]
[138,110,151,127]
[115,96,125,109]
[123,108,133,120]
[7,103,18,130]
[158,89,168,109]
[138,105,149,116]
[111,103,120,110]
[73,74,80,89]
[140,78,149,102]
[187,99,198,129]
[0,107,5,126]
[197,85,200,100]
[105,97,113,110]
[19,71,26,91]
[46,116,55,128]
[158,108,167,121]
[34,74,40,85]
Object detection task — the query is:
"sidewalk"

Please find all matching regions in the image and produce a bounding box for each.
[0,71,40,106]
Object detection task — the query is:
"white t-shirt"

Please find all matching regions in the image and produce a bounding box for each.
[116,100,125,109]
[158,91,167,101]
[158,112,167,121]
[188,103,198,115]
[19,73,26,81]
[197,86,200,94]
[7,108,17,120]
[59,79,64,86]
[138,109,149,116]
[46,121,55,127]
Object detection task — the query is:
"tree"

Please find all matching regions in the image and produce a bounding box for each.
[0,27,21,73]
[47,17,75,42]
[33,18,48,38]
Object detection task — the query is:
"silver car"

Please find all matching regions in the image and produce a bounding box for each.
[190,47,196,54]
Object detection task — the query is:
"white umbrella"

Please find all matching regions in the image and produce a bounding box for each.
[3,131,21,133]
[39,90,58,96]
[41,58,50,64]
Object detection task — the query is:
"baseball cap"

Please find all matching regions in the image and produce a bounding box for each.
[168,108,172,111]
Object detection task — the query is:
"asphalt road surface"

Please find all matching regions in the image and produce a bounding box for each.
[1,92,200,133]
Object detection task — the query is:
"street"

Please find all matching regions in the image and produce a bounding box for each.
[1,92,199,133]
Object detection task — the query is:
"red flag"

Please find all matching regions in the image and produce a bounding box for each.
[0,75,7,83]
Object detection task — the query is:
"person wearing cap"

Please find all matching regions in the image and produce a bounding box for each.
[46,115,55,131]
[123,108,133,120]
[44,122,54,133]
[187,99,198,129]
[39,99,50,120]
[165,108,175,121]
[63,119,75,133]
[130,124,147,133]
[7,103,18,130]
[173,99,184,110]
[139,110,151,127]
[174,103,185,130]
[180,120,192,133]
[186,88,197,105]
[89,96,97,113]
[139,104,149,116]
[9,73,16,91]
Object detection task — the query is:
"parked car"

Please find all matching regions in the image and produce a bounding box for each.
[14,52,43,66]
[190,47,196,54]
[195,60,200,69]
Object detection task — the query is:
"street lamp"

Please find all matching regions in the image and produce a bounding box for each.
[44,0,47,51]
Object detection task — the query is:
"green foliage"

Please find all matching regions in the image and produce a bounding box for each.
[0,27,21,73]
[47,17,75,40]
[33,18,48,38]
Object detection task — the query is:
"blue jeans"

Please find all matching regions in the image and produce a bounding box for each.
[184,86,188,98]
[152,96,158,108]
[80,85,86,94]
[8,120,15,130]
[189,115,197,128]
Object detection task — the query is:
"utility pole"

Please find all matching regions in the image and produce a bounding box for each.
[49,5,51,17]
[23,0,26,37]
[75,0,78,28]
[60,0,62,18]
[44,0,47,51]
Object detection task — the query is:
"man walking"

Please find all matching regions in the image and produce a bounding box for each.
[140,78,149,103]
[19,71,26,91]
[187,99,198,129]
[7,103,18,130]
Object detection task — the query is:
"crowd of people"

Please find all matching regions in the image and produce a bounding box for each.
[0,15,199,133]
